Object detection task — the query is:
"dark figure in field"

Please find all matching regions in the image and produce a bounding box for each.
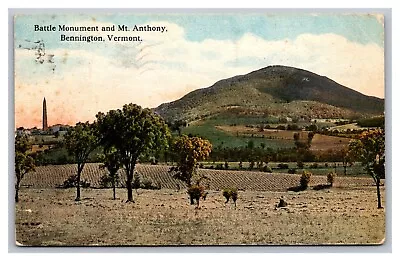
[277,197,288,208]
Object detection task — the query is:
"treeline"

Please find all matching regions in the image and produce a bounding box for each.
[208,146,346,164]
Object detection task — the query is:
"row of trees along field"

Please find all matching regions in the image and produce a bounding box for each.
[15,103,385,208]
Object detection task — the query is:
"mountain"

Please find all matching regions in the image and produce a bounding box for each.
[155,65,384,122]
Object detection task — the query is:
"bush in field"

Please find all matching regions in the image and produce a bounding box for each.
[300,171,312,189]
[99,173,113,188]
[223,188,231,203]
[215,163,224,170]
[231,188,238,207]
[288,168,297,174]
[310,163,319,169]
[249,160,255,170]
[132,172,141,192]
[223,188,238,207]
[297,161,304,169]
[187,185,205,208]
[327,172,336,186]
[141,179,161,190]
[224,161,229,170]
[62,175,90,189]
[262,165,272,173]
[278,163,289,169]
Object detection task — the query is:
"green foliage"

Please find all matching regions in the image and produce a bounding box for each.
[15,134,35,202]
[99,173,114,188]
[61,175,90,188]
[349,129,385,180]
[349,129,385,208]
[15,133,31,153]
[288,168,297,174]
[327,172,336,186]
[98,147,121,198]
[96,103,171,202]
[262,165,273,173]
[357,116,384,128]
[278,163,289,169]
[300,171,312,189]
[297,161,304,169]
[310,163,319,169]
[63,122,99,201]
[64,122,99,163]
[170,135,212,186]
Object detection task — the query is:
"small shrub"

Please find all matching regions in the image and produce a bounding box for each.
[278,163,289,169]
[99,174,112,188]
[327,172,336,186]
[310,163,319,169]
[288,168,297,174]
[216,163,224,170]
[187,185,205,207]
[150,157,158,165]
[300,171,312,189]
[132,172,141,191]
[262,165,272,173]
[224,161,229,170]
[223,188,238,207]
[249,161,255,170]
[223,188,231,203]
[140,178,161,190]
[277,197,288,208]
[231,188,238,207]
[297,161,304,169]
[62,175,90,189]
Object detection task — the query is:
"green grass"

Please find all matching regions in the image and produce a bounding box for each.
[183,120,294,149]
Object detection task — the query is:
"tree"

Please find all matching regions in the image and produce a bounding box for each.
[15,134,35,203]
[170,135,212,187]
[340,147,354,175]
[99,147,122,200]
[96,103,170,202]
[349,129,385,209]
[64,122,99,201]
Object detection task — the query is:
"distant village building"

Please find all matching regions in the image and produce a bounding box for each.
[49,124,70,135]
[311,118,345,124]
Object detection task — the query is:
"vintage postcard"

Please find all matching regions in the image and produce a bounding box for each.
[14,12,385,246]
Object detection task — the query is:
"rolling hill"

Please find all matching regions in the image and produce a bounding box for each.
[155,65,384,123]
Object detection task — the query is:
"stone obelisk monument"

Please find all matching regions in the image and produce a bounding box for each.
[42,97,48,131]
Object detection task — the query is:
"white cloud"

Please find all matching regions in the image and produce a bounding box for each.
[15,21,384,128]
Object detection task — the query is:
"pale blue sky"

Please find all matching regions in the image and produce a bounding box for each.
[15,13,384,49]
[14,13,385,128]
